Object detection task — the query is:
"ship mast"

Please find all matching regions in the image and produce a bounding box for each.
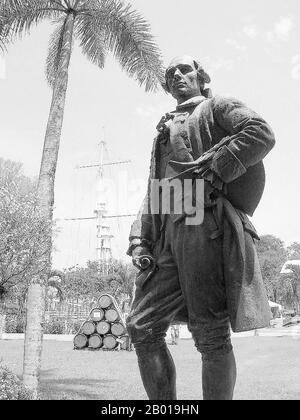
[65,133,135,274]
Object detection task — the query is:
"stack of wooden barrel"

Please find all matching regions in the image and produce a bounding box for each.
[73,293,131,351]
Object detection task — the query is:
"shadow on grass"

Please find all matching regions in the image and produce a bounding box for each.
[39,369,118,400]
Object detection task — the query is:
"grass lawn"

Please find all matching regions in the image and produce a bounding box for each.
[0,336,299,400]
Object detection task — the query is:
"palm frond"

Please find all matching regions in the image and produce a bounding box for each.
[46,17,68,87]
[82,0,164,92]
[0,0,65,50]
[75,13,106,68]
[73,0,90,10]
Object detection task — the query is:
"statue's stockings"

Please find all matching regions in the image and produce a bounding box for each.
[135,341,237,400]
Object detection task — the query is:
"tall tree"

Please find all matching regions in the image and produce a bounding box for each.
[284,264,300,313]
[61,259,135,303]
[0,0,164,396]
[256,235,288,303]
[0,158,50,338]
[104,259,136,301]
[287,242,300,261]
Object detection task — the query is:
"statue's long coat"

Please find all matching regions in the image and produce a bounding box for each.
[129,95,276,332]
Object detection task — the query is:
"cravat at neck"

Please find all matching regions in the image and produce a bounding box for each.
[176,95,207,111]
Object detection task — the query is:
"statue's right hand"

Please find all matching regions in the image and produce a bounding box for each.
[156,113,174,133]
[132,246,154,270]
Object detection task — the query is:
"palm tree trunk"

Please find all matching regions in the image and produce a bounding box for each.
[22,13,75,397]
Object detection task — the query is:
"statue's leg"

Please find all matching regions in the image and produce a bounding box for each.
[126,219,187,400]
[135,339,177,400]
[173,208,236,400]
[201,349,236,400]
[189,320,235,400]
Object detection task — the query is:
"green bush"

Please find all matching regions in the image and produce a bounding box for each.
[49,319,87,335]
[5,316,25,333]
[5,316,85,335]
[43,319,65,334]
[0,365,34,400]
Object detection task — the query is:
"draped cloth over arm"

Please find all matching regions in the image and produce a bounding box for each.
[211,96,275,182]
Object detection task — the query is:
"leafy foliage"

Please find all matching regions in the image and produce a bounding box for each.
[0,364,34,400]
[4,315,25,333]
[76,0,165,91]
[107,259,136,300]
[0,158,51,298]
[61,258,136,303]
[0,1,61,51]
[5,315,82,335]
[0,0,164,91]
[43,318,65,334]
[287,242,300,261]
[256,235,288,302]
[256,235,300,309]
[284,264,300,312]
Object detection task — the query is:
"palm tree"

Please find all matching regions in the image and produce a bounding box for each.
[285,264,300,313]
[0,0,164,397]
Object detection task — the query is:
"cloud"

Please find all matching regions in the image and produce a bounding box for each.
[291,55,300,80]
[267,16,294,42]
[275,16,294,40]
[201,56,235,73]
[226,38,247,52]
[243,25,258,39]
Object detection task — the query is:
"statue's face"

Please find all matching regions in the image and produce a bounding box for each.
[166,56,201,104]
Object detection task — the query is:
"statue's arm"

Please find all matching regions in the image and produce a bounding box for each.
[127,135,160,257]
[210,95,276,183]
[127,192,154,256]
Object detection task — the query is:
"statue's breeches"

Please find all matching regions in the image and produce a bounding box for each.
[126,209,232,359]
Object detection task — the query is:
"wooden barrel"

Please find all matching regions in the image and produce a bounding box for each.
[81,321,96,336]
[74,333,88,349]
[98,294,113,309]
[96,320,110,335]
[105,308,119,322]
[111,322,125,337]
[103,334,118,349]
[88,334,103,349]
[90,308,104,322]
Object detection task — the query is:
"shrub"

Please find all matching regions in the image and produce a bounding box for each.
[0,365,34,400]
[5,316,85,335]
[5,316,25,333]
[46,319,84,335]
[43,319,65,334]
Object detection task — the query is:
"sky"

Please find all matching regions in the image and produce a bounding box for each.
[0,0,300,269]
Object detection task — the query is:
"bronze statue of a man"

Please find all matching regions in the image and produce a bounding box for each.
[126,55,275,400]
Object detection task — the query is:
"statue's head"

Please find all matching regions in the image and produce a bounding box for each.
[164,55,211,104]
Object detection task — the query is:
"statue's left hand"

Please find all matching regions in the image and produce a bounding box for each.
[132,246,154,270]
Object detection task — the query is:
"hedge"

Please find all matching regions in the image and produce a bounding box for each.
[5,316,82,334]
